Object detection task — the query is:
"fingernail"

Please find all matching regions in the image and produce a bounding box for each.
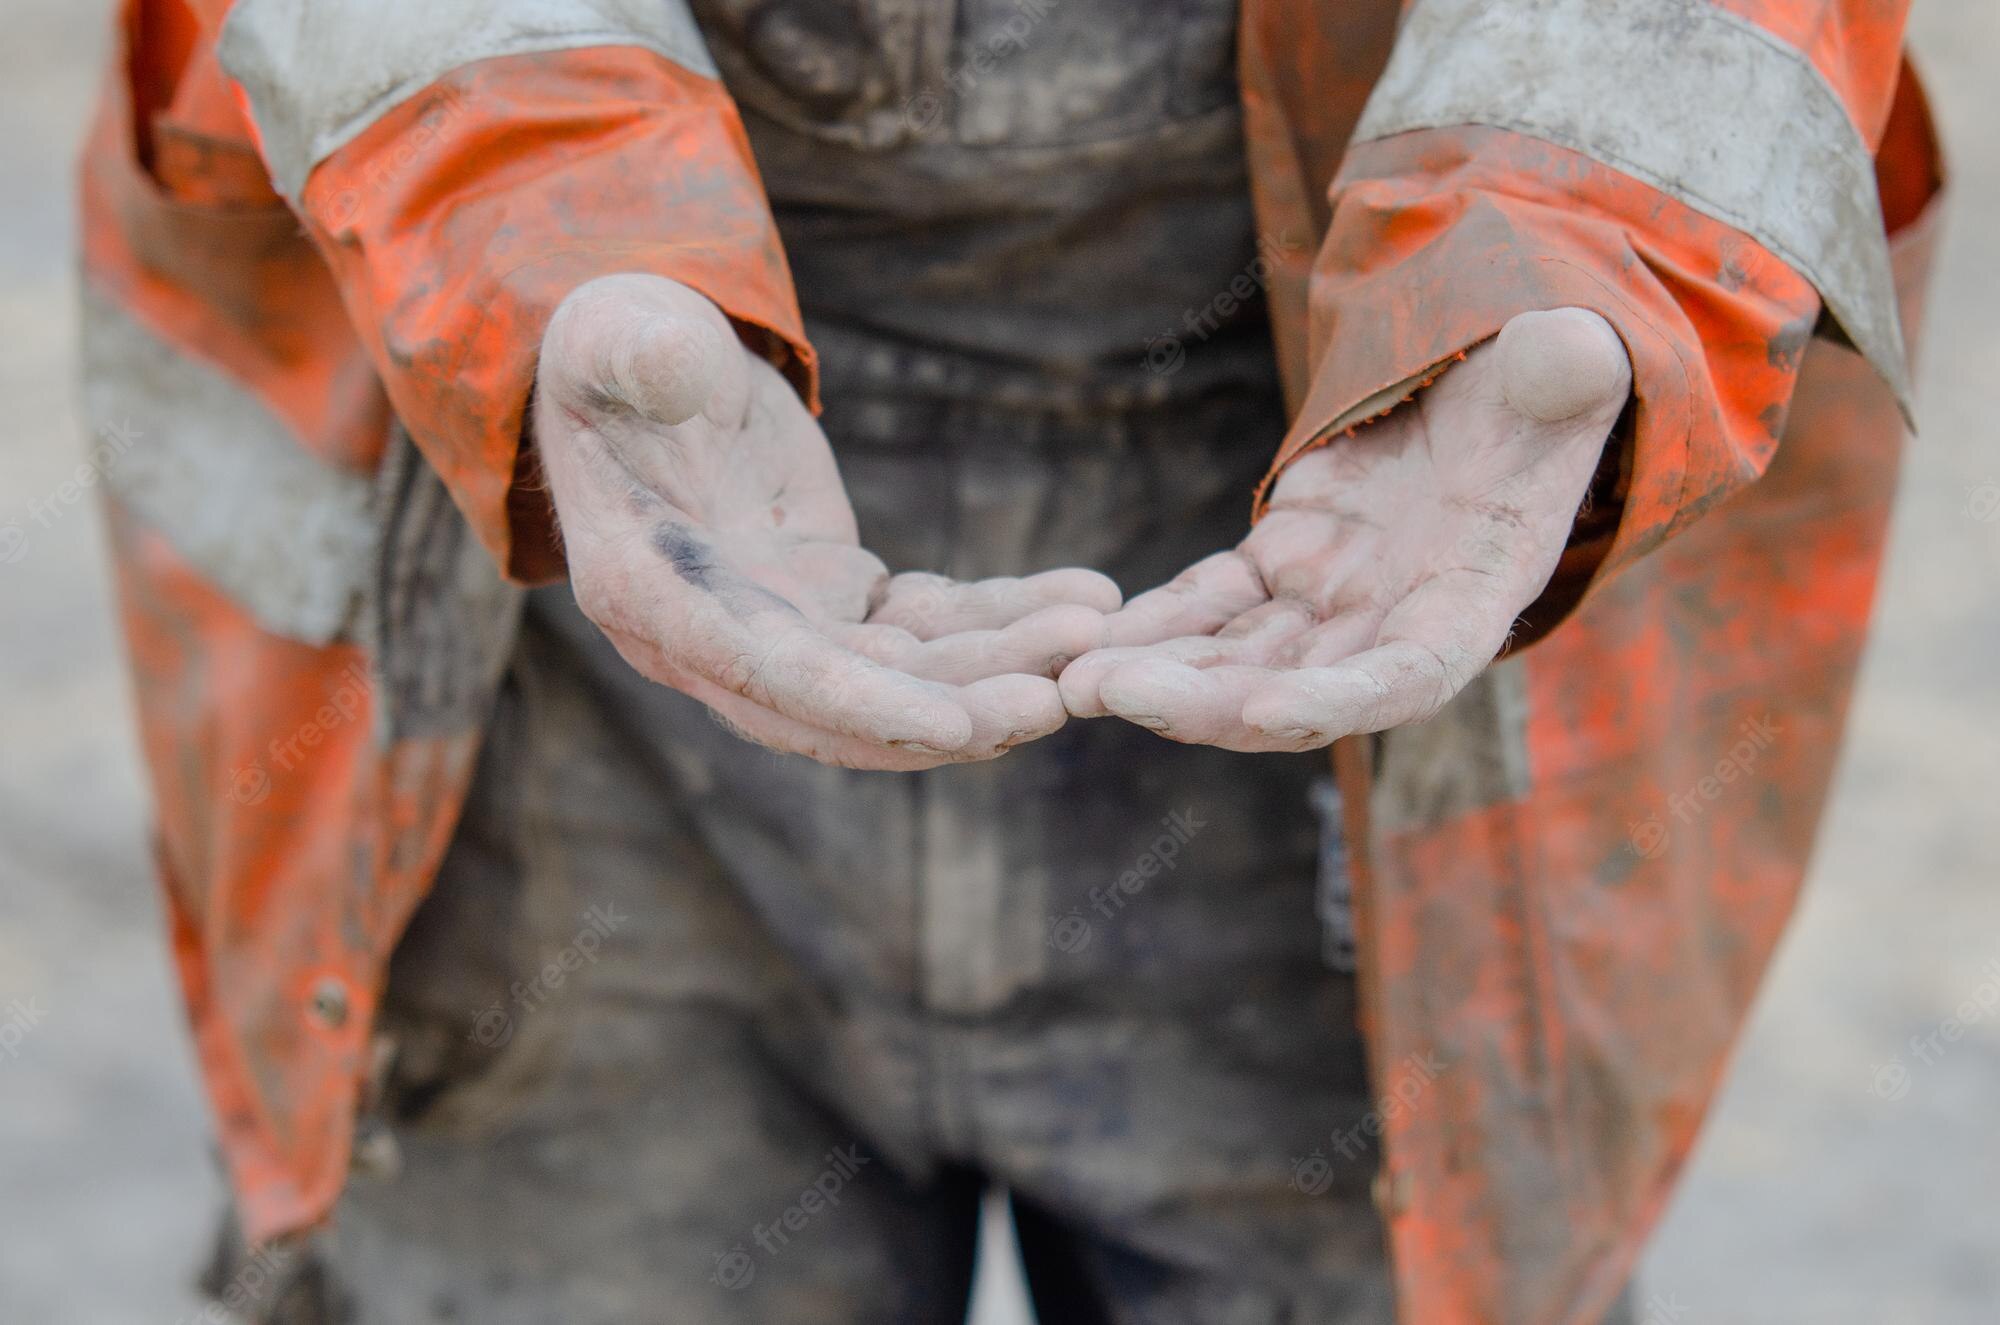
[889,741,957,758]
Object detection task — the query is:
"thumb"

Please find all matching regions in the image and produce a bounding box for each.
[542,275,733,427]
[1494,308,1631,425]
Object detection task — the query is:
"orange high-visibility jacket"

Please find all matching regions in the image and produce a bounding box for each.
[80,1,1943,1320]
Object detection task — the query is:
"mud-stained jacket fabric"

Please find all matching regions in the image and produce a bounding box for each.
[78,1,1944,1320]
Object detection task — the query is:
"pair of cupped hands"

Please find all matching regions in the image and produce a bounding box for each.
[535,274,1631,769]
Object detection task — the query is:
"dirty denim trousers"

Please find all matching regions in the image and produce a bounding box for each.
[235,384,1417,1324]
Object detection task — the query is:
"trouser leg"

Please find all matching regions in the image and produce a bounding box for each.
[204,605,984,1325]
[895,711,1399,1325]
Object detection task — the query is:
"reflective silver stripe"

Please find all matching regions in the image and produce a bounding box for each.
[80,285,375,645]
[219,0,717,201]
[1353,0,1911,411]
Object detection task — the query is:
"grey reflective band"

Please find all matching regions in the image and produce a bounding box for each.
[1354,0,1911,410]
[219,0,717,201]
[81,286,376,646]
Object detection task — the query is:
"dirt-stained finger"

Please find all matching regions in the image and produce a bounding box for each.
[1240,637,1489,744]
[666,666,1063,767]
[868,568,1123,639]
[957,673,1070,753]
[1059,601,1308,717]
[671,674,984,770]
[832,604,1108,686]
[1100,551,1270,649]
[1094,661,1282,749]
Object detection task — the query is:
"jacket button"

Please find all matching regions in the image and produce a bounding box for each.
[747,1,868,114]
[309,977,350,1029]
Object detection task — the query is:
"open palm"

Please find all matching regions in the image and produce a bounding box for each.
[1059,309,1631,751]
[537,275,1118,769]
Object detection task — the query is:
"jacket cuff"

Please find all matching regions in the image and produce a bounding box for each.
[1256,124,1828,612]
[293,45,817,583]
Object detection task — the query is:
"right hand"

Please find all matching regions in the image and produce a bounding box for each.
[533,274,1120,770]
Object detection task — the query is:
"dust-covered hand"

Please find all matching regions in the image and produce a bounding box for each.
[1058,308,1631,751]
[535,274,1119,769]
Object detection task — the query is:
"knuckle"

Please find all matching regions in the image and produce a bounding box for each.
[1356,671,1399,727]
[713,642,770,697]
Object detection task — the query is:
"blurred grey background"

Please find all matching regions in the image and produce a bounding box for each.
[1,5,1994,1322]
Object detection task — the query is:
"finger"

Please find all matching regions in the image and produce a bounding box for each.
[1495,308,1631,427]
[674,675,1014,770]
[696,618,978,751]
[541,275,734,426]
[829,604,1109,685]
[1094,619,1398,753]
[584,306,725,426]
[1111,564,1519,750]
[1269,611,1382,669]
[1058,599,1311,718]
[599,587,978,752]
[690,683,963,769]
[1238,645,1461,747]
[868,569,1123,638]
[958,673,1070,752]
[1240,586,1510,745]
[1059,642,1245,718]
[585,517,1001,751]
[681,666,1065,766]
[1094,662,1283,750]
[1101,551,1270,648]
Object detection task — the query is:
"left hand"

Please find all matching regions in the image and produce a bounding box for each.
[1058,308,1631,751]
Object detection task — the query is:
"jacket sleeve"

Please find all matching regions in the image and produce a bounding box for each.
[1255,0,1918,608]
[184,0,815,582]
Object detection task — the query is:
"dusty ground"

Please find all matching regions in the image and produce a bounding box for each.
[1,6,1993,1322]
